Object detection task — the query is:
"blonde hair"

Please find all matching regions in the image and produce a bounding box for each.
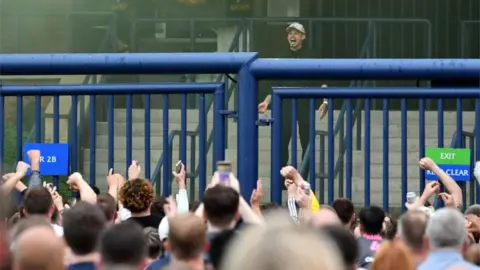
[221,211,342,270]
[372,240,415,270]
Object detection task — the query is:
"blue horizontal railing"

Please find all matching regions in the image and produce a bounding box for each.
[149,24,245,193]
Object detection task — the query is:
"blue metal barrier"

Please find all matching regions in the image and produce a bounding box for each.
[271,87,480,211]
[0,82,227,198]
[2,54,480,206]
[0,52,258,200]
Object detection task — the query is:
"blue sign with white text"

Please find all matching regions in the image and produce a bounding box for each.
[23,143,69,176]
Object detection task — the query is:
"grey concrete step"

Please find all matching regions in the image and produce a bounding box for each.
[95,135,198,150]
[114,109,215,123]
[96,122,213,136]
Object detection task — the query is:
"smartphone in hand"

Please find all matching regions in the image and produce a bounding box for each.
[216,161,231,185]
[175,161,183,174]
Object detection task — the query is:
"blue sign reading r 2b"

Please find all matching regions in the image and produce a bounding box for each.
[23,143,69,176]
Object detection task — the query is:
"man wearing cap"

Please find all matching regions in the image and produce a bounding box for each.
[258,22,328,181]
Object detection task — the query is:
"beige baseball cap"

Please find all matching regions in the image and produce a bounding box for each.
[286,22,306,34]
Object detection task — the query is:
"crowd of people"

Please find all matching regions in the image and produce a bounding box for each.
[1,150,480,270]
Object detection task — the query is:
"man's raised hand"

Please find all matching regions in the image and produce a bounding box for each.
[128,160,141,180]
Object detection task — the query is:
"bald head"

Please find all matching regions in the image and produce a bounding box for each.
[13,226,65,270]
[168,213,206,260]
[312,208,341,227]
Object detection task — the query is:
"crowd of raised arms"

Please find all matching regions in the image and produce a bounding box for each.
[2,150,480,270]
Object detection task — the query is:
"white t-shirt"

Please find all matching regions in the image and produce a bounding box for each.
[52,224,64,237]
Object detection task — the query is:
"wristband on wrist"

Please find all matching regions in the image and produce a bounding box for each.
[31,170,40,174]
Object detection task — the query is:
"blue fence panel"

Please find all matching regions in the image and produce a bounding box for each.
[2,54,480,208]
[0,53,257,200]
[271,87,480,211]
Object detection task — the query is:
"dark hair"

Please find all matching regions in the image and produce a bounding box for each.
[332,198,355,225]
[143,227,162,259]
[150,196,167,217]
[209,229,236,268]
[119,178,154,213]
[63,201,107,255]
[96,194,117,221]
[21,187,52,216]
[100,221,148,266]
[203,186,239,227]
[321,225,358,267]
[359,206,385,235]
[189,201,202,212]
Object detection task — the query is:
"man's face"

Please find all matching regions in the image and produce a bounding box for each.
[287,29,305,48]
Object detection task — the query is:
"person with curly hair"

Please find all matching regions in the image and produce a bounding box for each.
[118,178,163,228]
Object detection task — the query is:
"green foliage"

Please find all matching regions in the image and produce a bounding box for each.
[3,122,29,171]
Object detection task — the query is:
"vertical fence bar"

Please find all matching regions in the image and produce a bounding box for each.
[16,97,23,167]
[327,98,334,205]
[0,94,4,174]
[271,93,283,204]
[382,98,389,212]
[356,101,362,151]
[291,99,298,167]
[401,98,408,212]
[419,99,426,194]
[108,96,115,171]
[438,99,445,148]
[144,95,151,179]
[71,96,78,173]
[364,98,371,206]
[89,95,96,185]
[319,134,325,203]
[126,94,133,173]
[213,85,226,163]
[35,96,42,142]
[309,99,316,191]
[162,95,170,196]
[238,66,258,200]
[53,96,60,187]
[476,98,480,203]
[456,98,466,206]
[198,94,207,198]
[435,98,445,208]
[180,94,187,173]
[345,99,353,200]
[469,138,475,205]
[338,116,344,198]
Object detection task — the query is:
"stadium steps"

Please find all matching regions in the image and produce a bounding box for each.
[86,108,475,208]
[43,76,100,144]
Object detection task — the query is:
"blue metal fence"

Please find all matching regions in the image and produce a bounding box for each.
[1,54,480,206]
[271,87,480,211]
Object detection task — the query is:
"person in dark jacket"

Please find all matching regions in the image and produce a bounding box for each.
[258,22,328,182]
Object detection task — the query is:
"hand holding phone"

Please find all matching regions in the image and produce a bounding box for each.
[216,161,231,185]
[175,161,183,174]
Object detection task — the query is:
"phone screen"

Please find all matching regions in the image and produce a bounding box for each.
[216,161,231,184]
[175,161,183,174]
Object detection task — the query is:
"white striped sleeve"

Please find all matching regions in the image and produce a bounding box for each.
[287,196,299,224]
